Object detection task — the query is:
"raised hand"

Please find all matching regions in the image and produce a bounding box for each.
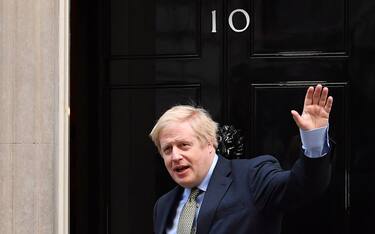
[291,84,333,131]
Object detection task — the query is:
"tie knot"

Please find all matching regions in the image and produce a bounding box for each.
[189,187,200,202]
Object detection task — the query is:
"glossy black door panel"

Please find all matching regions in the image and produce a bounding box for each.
[252,0,348,56]
[228,59,347,83]
[248,83,349,234]
[249,83,347,156]
[110,0,200,56]
[109,59,219,85]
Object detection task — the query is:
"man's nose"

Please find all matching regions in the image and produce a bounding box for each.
[171,147,183,160]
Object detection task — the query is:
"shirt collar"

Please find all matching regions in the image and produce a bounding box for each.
[182,154,218,197]
[198,154,218,192]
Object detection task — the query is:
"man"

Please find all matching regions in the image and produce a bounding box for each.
[149,84,333,234]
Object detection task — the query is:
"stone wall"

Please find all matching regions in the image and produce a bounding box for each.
[0,0,61,233]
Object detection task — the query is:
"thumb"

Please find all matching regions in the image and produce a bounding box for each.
[291,110,303,128]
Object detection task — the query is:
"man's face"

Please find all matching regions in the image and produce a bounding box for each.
[159,121,215,188]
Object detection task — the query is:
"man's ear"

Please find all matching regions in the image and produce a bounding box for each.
[207,140,214,154]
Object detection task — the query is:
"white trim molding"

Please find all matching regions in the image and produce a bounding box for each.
[57,0,70,233]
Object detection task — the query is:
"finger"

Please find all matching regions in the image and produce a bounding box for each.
[324,96,333,114]
[291,110,303,128]
[312,84,323,105]
[304,86,314,106]
[319,86,329,107]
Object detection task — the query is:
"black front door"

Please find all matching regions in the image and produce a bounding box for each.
[108,0,223,233]
[70,0,375,233]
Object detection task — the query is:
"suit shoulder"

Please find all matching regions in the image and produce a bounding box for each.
[249,154,279,164]
[156,186,180,203]
[231,154,280,169]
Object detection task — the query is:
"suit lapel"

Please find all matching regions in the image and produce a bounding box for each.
[157,186,182,234]
[196,156,232,234]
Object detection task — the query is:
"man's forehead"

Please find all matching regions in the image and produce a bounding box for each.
[160,135,195,145]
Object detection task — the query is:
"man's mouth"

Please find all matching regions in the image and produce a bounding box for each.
[174,165,190,173]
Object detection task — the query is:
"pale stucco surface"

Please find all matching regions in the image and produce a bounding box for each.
[0,0,59,233]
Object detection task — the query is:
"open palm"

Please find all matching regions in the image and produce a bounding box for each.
[291,84,333,131]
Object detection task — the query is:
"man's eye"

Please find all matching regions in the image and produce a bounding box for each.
[163,147,171,154]
[180,143,190,148]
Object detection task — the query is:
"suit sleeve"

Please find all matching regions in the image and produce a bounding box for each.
[248,149,332,212]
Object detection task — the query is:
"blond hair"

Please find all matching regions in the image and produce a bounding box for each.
[149,105,218,150]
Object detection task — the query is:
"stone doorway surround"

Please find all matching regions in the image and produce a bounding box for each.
[0,0,69,233]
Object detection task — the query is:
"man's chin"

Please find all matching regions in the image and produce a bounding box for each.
[174,179,196,188]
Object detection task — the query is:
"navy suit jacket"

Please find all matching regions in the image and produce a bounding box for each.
[153,152,331,234]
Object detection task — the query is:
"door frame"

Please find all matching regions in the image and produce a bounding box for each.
[58,0,70,233]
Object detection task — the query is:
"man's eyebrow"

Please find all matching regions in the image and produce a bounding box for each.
[175,138,193,143]
[160,142,170,148]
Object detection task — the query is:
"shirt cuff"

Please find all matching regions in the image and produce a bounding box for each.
[299,125,330,158]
